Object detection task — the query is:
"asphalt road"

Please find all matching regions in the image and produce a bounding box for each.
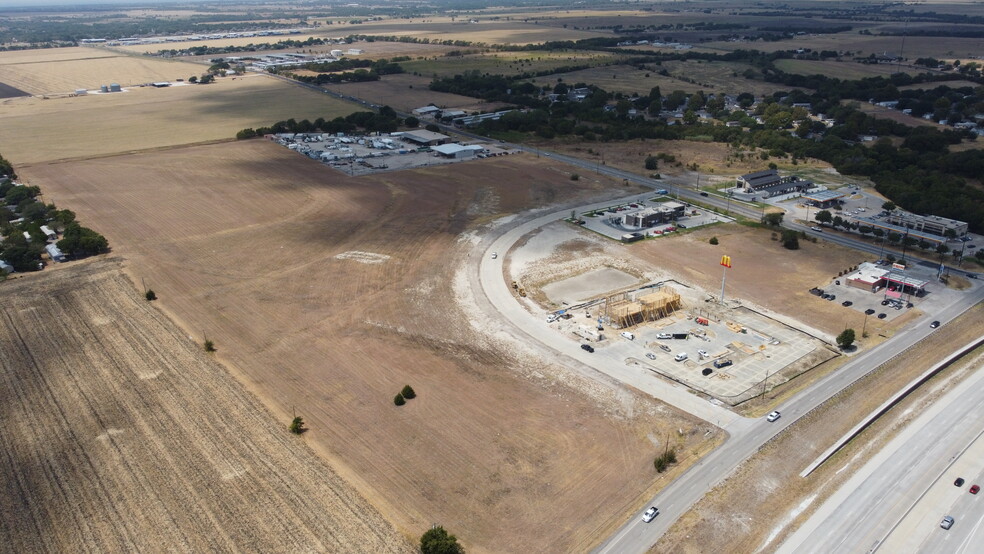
[778,359,984,554]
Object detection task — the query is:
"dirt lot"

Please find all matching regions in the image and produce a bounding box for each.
[653,304,984,553]
[0,47,204,95]
[631,224,884,338]
[21,140,711,553]
[400,50,620,79]
[0,259,412,553]
[773,59,925,80]
[0,74,354,164]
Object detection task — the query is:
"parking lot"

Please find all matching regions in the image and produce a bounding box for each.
[577,196,732,241]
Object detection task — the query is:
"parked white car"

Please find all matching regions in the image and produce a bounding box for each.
[620,331,635,340]
[674,353,688,362]
[697,349,708,358]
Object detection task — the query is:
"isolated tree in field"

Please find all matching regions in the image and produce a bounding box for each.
[394,394,405,406]
[421,526,464,554]
[709,236,719,245]
[145,289,157,301]
[836,328,856,349]
[814,210,832,225]
[645,155,659,170]
[204,339,216,352]
[289,416,305,434]
[401,385,416,399]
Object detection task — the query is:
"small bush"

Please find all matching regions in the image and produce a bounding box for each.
[401,385,416,399]
[204,339,216,352]
[570,173,580,181]
[394,394,406,406]
[709,237,719,245]
[289,416,305,434]
[145,289,157,301]
[654,457,667,472]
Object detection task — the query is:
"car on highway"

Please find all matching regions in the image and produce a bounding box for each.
[811,226,822,232]
[656,333,672,339]
[581,344,594,353]
[491,252,497,259]
[930,320,940,328]
[697,349,708,358]
[659,344,671,353]
[642,507,659,523]
[699,191,709,197]
[940,515,954,530]
[646,352,657,360]
[955,477,965,487]
[971,485,980,494]
[766,411,781,422]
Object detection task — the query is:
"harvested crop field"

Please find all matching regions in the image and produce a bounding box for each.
[317,73,504,112]
[21,140,711,553]
[0,259,412,553]
[0,47,204,95]
[0,74,354,164]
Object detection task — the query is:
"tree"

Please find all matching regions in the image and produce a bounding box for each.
[145,289,157,301]
[401,385,416,399]
[394,394,406,406]
[882,201,896,212]
[199,74,215,84]
[188,75,198,83]
[420,526,464,554]
[836,328,856,349]
[645,155,659,170]
[762,212,784,226]
[709,236,719,245]
[425,123,440,132]
[204,339,216,352]
[403,116,419,127]
[815,210,832,225]
[289,416,305,434]
[780,229,800,250]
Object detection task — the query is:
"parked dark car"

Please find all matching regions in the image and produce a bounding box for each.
[581,344,594,353]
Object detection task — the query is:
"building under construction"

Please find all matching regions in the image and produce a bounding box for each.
[606,286,683,328]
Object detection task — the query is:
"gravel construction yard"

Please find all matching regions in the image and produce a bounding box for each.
[21,141,712,553]
[0,259,412,553]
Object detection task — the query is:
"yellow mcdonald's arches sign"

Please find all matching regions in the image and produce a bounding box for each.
[720,255,732,268]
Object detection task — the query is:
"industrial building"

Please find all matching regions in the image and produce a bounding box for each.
[412,106,441,117]
[880,211,968,238]
[737,169,813,198]
[452,110,514,127]
[431,143,484,159]
[400,130,451,146]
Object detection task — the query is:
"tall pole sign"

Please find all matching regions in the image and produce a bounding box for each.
[720,255,732,304]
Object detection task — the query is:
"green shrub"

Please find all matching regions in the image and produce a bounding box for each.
[289,416,305,434]
[394,394,406,406]
[401,385,416,399]
[145,289,157,301]
[204,339,216,352]
[709,237,719,245]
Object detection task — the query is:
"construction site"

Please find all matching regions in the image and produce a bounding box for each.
[512,222,840,406]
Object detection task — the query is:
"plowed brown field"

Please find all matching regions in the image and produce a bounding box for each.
[0,259,412,553]
[22,141,712,553]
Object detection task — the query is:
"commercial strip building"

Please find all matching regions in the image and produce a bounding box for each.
[849,211,969,244]
[802,190,847,209]
[621,201,686,228]
[737,169,814,198]
[845,262,929,296]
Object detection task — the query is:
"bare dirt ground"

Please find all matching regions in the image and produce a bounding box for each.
[22,140,712,553]
[0,259,412,553]
[653,304,984,554]
[632,224,885,338]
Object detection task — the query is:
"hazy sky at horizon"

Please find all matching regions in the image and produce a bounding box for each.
[0,0,215,7]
